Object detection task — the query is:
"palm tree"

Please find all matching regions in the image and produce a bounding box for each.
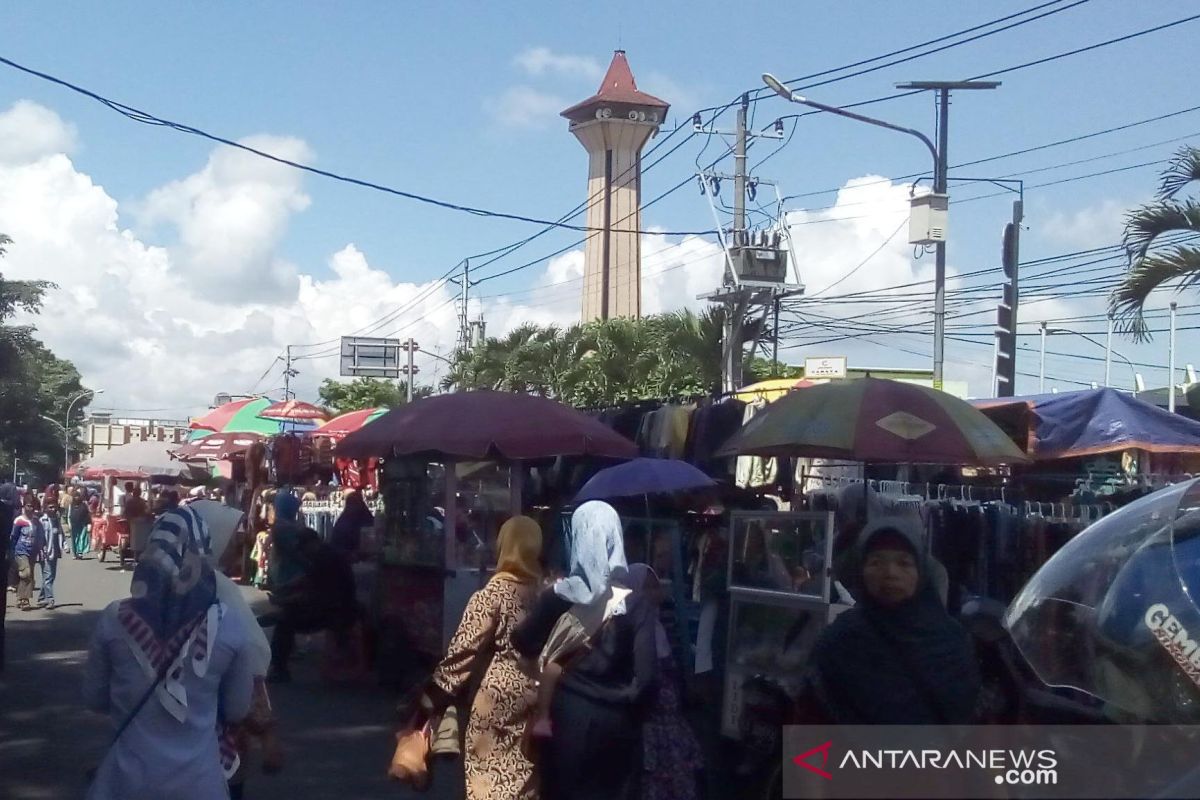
[1110,146,1200,339]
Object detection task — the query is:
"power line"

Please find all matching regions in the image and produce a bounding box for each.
[0,54,715,238]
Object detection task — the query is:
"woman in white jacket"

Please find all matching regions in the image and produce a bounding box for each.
[83,505,256,800]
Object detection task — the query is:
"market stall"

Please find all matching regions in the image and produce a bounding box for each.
[717,377,1028,739]
[74,440,208,564]
[336,390,638,670]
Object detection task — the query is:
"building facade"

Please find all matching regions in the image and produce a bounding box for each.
[84,415,191,458]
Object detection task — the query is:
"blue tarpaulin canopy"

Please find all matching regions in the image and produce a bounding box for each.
[974,388,1200,460]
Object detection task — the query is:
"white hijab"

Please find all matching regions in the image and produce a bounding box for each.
[554,501,630,614]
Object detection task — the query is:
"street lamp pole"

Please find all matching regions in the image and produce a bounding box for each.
[64,389,102,472]
[1104,315,1114,388]
[1039,322,1048,393]
[1169,301,1178,413]
[761,74,997,391]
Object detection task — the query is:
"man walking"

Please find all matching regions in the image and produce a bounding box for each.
[39,495,65,609]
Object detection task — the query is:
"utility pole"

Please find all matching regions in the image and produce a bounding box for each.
[932,87,950,392]
[1169,301,1178,412]
[697,92,794,392]
[724,93,751,393]
[401,338,419,403]
[993,198,1022,396]
[896,81,999,390]
[283,346,293,400]
[454,259,471,352]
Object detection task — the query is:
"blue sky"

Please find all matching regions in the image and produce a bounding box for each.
[1,1,1198,410]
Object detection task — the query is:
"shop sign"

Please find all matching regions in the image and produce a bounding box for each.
[805,356,848,379]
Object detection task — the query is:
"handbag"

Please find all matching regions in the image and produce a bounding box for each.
[387,717,433,791]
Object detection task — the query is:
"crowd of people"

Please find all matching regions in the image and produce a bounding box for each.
[2,473,986,800]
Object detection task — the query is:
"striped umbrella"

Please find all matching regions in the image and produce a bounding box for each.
[190,397,282,435]
[719,377,1028,466]
[259,399,329,422]
[312,408,387,439]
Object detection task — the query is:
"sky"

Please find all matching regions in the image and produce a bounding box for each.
[1,1,1198,418]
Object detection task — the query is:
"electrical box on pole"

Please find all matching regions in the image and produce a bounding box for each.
[908,193,949,244]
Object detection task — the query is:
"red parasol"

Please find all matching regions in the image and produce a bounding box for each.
[335,390,637,462]
[171,432,266,461]
[258,399,329,422]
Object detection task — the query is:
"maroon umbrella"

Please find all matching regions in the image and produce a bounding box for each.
[335,391,637,462]
[171,432,266,461]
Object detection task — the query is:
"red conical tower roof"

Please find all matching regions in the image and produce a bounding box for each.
[561,51,669,119]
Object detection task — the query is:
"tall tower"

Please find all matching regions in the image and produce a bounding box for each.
[562,51,669,322]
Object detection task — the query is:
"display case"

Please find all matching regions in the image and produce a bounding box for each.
[722,510,834,737]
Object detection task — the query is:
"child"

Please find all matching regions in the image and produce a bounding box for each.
[529,583,630,738]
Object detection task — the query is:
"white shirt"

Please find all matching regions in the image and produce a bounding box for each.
[82,600,255,800]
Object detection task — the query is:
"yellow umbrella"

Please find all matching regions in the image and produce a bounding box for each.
[733,377,825,403]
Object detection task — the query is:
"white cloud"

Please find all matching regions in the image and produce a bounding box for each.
[140,134,313,302]
[0,100,77,165]
[513,47,603,81]
[0,101,461,413]
[1041,198,1128,250]
[483,86,568,129]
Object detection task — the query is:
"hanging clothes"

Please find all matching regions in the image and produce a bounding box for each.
[735,400,777,488]
[686,399,746,476]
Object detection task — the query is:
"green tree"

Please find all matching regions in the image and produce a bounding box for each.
[444,306,742,406]
[1110,146,1200,339]
[317,376,430,415]
[0,233,91,483]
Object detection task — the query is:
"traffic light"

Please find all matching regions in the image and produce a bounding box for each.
[994,221,1019,396]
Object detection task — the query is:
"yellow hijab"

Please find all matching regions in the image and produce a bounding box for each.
[493,515,542,585]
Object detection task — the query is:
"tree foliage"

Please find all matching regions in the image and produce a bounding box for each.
[443,307,758,405]
[1110,145,1200,340]
[317,376,431,415]
[0,234,90,484]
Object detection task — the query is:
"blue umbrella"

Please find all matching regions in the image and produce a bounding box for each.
[574,458,716,502]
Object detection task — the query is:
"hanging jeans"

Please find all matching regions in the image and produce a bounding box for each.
[39,559,57,606]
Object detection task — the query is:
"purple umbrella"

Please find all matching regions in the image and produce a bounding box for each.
[574,458,716,503]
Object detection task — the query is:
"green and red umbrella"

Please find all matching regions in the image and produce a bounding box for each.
[312,408,387,439]
[189,397,283,436]
[719,377,1028,466]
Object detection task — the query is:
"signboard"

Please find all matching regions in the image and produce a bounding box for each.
[804,356,847,379]
[340,336,402,378]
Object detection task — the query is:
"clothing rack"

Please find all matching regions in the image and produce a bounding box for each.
[800,473,1015,505]
[1022,501,1114,526]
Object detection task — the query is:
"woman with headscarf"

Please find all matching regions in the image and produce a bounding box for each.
[70,489,92,558]
[402,515,543,800]
[512,501,657,800]
[266,489,305,592]
[329,490,373,559]
[82,505,257,800]
[627,564,703,800]
[796,517,980,725]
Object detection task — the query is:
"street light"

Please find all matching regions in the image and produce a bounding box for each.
[64,388,102,471]
[762,73,997,391]
[1039,324,1137,392]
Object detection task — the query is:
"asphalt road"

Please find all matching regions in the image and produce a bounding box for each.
[0,554,463,800]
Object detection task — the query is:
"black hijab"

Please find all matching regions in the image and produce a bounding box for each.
[809,517,979,724]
